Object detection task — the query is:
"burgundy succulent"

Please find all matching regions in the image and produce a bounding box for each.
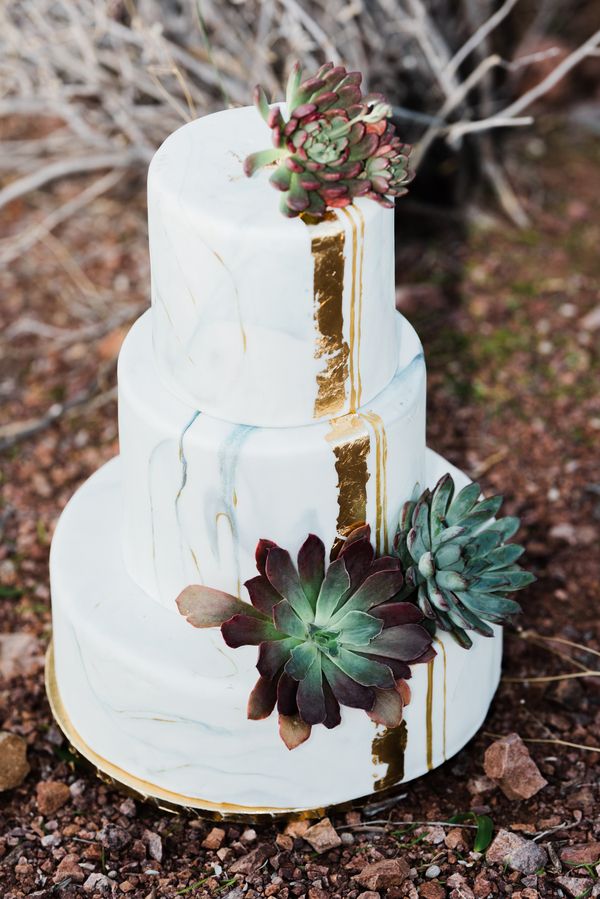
[177,524,434,749]
[243,61,413,219]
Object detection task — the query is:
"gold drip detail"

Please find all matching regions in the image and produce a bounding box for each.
[425,657,435,771]
[213,249,247,353]
[326,414,371,556]
[340,207,358,412]
[306,216,349,417]
[434,637,447,760]
[372,720,408,790]
[355,205,365,409]
[339,206,365,413]
[361,411,389,554]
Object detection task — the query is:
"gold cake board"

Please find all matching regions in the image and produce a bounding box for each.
[45,641,407,822]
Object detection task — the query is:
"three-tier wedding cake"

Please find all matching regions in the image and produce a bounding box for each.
[48,64,532,816]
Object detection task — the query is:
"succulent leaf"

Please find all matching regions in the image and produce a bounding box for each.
[247,674,278,720]
[266,547,314,620]
[336,610,383,645]
[279,714,311,750]
[257,638,300,678]
[371,601,424,627]
[296,656,326,725]
[355,622,433,661]
[314,556,351,624]
[331,649,395,688]
[297,533,326,608]
[446,481,480,523]
[176,585,263,628]
[243,147,285,177]
[221,613,282,648]
[272,599,308,640]
[244,574,282,615]
[330,565,403,622]
[286,642,320,680]
[368,685,405,728]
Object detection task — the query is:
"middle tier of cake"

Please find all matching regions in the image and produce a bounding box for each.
[118,311,426,610]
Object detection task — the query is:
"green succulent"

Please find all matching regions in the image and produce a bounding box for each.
[243,61,412,219]
[178,525,434,749]
[395,474,536,649]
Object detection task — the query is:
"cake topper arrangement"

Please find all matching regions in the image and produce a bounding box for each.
[178,474,534,749]
[243,61,413,219]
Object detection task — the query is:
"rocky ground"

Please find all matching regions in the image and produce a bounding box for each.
[0,116,599,898]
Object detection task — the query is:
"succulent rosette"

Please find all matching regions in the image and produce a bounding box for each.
[178,524,434,749]
[395,474,536,650]
[243,61,413,218]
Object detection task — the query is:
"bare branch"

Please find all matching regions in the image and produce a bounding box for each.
[0,150,143,213]
[493,27,600,120]
[444,0,521,80]
[0,170,126,265]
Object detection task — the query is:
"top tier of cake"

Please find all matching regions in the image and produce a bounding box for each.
[148,105,399,428]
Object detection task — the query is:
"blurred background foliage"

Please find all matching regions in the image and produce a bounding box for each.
[0,0,599,239]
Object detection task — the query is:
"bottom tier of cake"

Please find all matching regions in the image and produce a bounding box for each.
[49,450,502,817]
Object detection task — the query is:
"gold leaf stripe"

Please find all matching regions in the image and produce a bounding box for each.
[305,215,349,418]
[326,413,371,557]
[355,204,365,409]
[339,207,358,413]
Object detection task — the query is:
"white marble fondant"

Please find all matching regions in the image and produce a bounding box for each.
[148,106,397,427]
[119,310,426,610]
[50,451,503,812]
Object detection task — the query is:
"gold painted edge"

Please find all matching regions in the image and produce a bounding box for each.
[45,641,408,821]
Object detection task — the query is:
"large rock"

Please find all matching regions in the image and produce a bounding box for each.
[303,818,342,854]
[0,731,30,791]
[36,780,71,815]
[556,875,594,897]
[484,733,547,800]
[201,826,225,850]
[98,824,132,851]
[353,858,411,890]
[143,829,163,862]
[486,829,548,875]
[419,884,446,899]
[228,843,276,875]
[53,854,85,884]
[560,842,600,865]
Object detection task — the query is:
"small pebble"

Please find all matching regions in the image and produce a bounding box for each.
[425,865,441,878]
[41,833,61,848]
